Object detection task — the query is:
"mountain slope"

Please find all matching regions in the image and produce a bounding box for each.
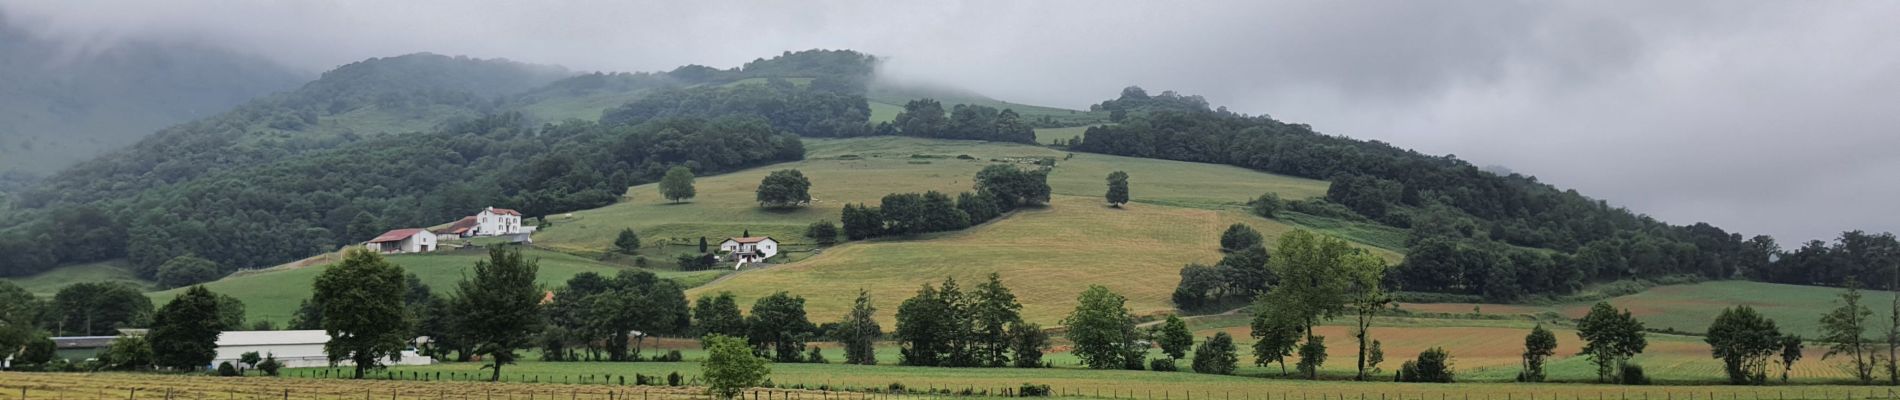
[0,18,308,177]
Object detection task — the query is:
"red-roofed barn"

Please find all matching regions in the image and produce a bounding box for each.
[364,228,436,254]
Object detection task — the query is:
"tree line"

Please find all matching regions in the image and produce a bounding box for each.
[841,164,1051,240]
[881,99,1037,144]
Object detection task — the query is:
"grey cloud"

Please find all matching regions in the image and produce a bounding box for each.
[2,0,1893,241]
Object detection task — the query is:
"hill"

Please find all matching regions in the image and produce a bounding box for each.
[0,18,308,177]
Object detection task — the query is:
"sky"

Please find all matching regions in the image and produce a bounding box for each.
[3,0,1896,243]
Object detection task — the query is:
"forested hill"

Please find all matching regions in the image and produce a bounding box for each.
[0,49,873,283]
[0,17,309,178]
[1082,88,1899,305]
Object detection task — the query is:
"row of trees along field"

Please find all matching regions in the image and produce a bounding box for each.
[878,99,1038,144]
[840,164,1051,239]
[1069,86,1900,301]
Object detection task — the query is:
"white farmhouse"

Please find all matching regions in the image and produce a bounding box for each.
[474,207,524,236]
[719,236,779,263]
[364,228,436,254]
[211,330,431,369]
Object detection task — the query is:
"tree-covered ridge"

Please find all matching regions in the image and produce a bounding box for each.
[0,112,802,279]
[600,78,873,137]
[0,17,310,176]
[1074,87,1890,301]
[14,53,578,209]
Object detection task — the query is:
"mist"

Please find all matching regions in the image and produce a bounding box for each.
[3,0,1895,242]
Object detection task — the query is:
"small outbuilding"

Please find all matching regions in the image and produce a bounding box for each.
[364,228,436,254]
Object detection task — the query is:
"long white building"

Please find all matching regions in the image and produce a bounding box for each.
[212,330,431,369]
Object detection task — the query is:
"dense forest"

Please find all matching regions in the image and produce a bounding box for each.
[1074,87,1898,303]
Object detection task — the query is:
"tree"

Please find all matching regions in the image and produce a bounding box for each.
[1064,285,1136,369]
[312,249,411,379]
[239,351,262,373]
[257,353,283,376]
[894,99,949,138]
[1219,224,1262,253]
[215,293,246,330]
[1343,251,1389,381]
[756,169,812,208]
[841,203,885,240]
[660,166,697,203]
[1104,171,1129,207]
[895,281,954,367]
[971,273,1024,367]
[1519,324,1557,382]
[1192,332,1239,375]
[1707,305,1784,385]
[1008,322,1048,368]
[99,335,154,371]
[699,237,710,253]
[155,255,221,288]
[52,282,152,336]
[747,291,815,362]
[1820,281,1877,384]
[702,334,770,400]
[1250,301,1303,376]
[695,292,747,337]
[1397,347,1455,383]
[149,286,229,371]
[1577,302,1647,383]
[840,289,882,365]
[1778,335,1804,383]
[973,164,1050,208]
[614,228,642,255]
[1155,315,1194,360]
[1296,335,1327,379]
[1249,193,1284,219]
[453,248,544,381]
[805,220,839,245]
[0,281,38,356]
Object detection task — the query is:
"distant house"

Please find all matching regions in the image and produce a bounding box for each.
[212,330,431,369]
[433,216,478,241]
[48,336,118,362]
[474,207,524,236]
[719,236,779,262]
[364,228,436,254]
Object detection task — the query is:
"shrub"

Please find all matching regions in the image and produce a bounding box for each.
[652,350,683,362]
[1620,363,1651,385]
[807,347,829,364]
[257,354,283,376]
[217,361,240,376]
[1395,347,1454,382]
[1296,336,1327,379]
[1191,332,1239,375]
[1017,384,1051,397]
[1149,358,1178,371]
[806,221,840,245]
[667,371,683,386]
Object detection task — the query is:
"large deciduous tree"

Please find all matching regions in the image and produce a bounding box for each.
[660,166,697,203]
[695,292,747,338]
[1576,302,1647,383]
[756,169,812,208]
[453,248,545,381]
[52,282,152,336]
[149,286,229,371]
[702,334,770,400]
[1706,305,1784,385]
[747,291,815,362]
[1192,332,1238,375]
[1064,285,1137,369]
[1154,315,1193,361]
[313,249,411,379]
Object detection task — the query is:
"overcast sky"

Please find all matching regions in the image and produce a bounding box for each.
[4,0,1896,243]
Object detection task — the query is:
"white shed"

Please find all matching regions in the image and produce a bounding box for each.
[211,330,431,369]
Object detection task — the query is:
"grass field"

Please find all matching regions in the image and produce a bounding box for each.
[1397,281,1892,338]
[1,260,154,296]
[143,248,719,327]
[1034,125,1099,145]
[534,136,1331,253]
